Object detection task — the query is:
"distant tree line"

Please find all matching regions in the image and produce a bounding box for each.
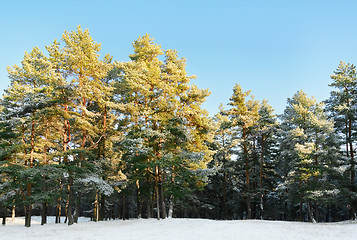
[0,26,356,227]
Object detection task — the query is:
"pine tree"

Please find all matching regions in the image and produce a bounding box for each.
[206,104,237,219]
[117,34,212,219]
[326,61,357,219]
[47,26,112,225]
[279,90,340,222]
[4,47,54,227]
[256,100,278,219]
[227,84,259,219]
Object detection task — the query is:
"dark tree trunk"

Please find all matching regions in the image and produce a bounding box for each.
[222,171,227,220]
[168,196,174,218]
[155,166,160,220]
[252,200,256,219]
[159,182,166,219]
[24,205,32,227]
[67,176,74,226]
[55,198,61,223]
[100,194,105,221]
[24,181,32,227]
[259,135,265,220]
[349,120,355,186]
[74,198,80,223]
[136,187,142,218]
[299,201,303,221]
[112,203,116,220]
[117,200,122,219]
[307,202,316,223]
[147,199,152,218]
[314,203,319,222]
[41,202,47,225]
[243,128,251,219]
[122,196,126,220]
[156,184,160,220]
[26,112,34,228]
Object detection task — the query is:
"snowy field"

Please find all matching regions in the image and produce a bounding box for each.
[1,217,357,240]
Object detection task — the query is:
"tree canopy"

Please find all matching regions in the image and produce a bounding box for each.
[0,27,356,226]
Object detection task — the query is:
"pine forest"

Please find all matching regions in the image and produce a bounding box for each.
[1,26,357,227]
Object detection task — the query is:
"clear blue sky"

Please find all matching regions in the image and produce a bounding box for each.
[1,0,357,115]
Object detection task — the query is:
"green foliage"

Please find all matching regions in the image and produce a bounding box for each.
[1,26,356,224]
[0,27,213,223]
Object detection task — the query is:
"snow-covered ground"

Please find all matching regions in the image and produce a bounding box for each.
[1,217,356,240]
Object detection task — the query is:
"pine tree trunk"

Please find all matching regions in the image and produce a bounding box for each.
[100,194,105,221]
[156,166,160,220]
[299,200,303,221]
[260,196,264,220]
[136,187,142,218]
[348,114,355,185]
[55,207,59,223]
[168,196,174,218]
[24,204,32,227]
[307,202,317,223]
[24,182,32,227]
[64,198,68,223]
[260,135,265,220]
[314,203,319,222]
[56,197,61,223]
[243,128,251,219]
[222,171,227,220]
[94,192,99,222]
[80,90,87,166]
[222,135,227,220]
[67,176,74,226]
[160,182,166,219]
[156,184,160,220]
[23,112,35,228]
[122,195,126,220]
[348,118,356,219]
[41,124,49,226]
[346,120,349,159]
[29,111,35,168]
[21,124,28,166]
[313,136,319,223]
[59,103,69,225]
[112,204,116,220]
[147,199,152,218]
[11,203,15,221]
[41,202,47,225]
[168,165,176,219]
[117,200,121,219]
[74,198,80,223]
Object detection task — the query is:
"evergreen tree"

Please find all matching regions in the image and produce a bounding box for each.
[117,34,212,219]
[255,100,278,219]
[326,61,357,219]
[47,26,114,225]
[205,104,236,219]
[279,90,340,222]
[3,47,54,227]
[227,84,259,219]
